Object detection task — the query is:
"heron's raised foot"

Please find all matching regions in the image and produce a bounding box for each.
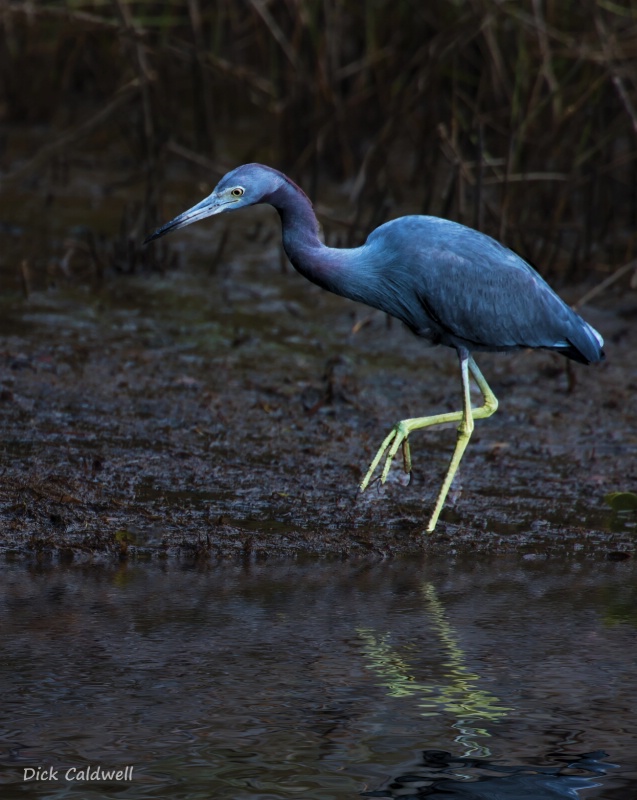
[359,420,415,494]
[359,412,469,532]
[359,411,482,533]
[359,353,499,533]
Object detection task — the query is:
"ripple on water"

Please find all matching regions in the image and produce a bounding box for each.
[0,556,636,798]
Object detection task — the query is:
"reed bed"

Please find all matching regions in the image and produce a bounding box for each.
[2,0,637,285]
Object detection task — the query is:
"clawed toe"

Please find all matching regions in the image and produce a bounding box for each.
[360,424,410,492]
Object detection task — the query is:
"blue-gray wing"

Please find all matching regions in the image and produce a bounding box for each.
[367,217,603,363]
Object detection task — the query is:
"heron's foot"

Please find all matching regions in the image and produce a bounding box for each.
[358,356,500,533]
[360,421,413,493]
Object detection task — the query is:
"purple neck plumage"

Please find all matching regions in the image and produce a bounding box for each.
[260,171,378,307]
[266,178,322,254]
[262,176,348,296]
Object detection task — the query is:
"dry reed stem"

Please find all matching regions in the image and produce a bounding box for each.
[2,0,636,284]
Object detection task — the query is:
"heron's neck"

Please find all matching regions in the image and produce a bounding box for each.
[265,177,375,303]
[267,179,323,259]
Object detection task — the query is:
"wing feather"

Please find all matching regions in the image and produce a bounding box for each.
[366,217,603,363]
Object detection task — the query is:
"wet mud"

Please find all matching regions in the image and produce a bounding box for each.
[0,221,634,562]
[1,1,637,564]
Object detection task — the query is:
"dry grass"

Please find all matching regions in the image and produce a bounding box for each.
[2,0,637,284]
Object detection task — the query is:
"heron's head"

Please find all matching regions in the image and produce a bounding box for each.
[144,163,285,243]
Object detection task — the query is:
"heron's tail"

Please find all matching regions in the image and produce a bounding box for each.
[562,318,605,364]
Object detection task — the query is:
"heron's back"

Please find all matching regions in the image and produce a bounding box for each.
[361,216,604,364]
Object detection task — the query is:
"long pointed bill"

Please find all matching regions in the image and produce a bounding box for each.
[144,194,227,244]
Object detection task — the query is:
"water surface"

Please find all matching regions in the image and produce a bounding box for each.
[0,555,635,798]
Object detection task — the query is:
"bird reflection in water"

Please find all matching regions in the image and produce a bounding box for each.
[361,749,615,799]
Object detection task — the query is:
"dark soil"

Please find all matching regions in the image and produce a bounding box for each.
[1,1,637,562]
[0,231,635,561]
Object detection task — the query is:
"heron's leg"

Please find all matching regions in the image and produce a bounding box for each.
[359,351,498,531]
[426,352,487,531]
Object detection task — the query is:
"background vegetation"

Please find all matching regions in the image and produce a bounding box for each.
[2,0,637,288]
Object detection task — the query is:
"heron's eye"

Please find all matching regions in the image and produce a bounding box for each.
[231,187,245,198]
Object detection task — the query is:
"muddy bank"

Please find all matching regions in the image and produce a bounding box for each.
[0,242,634,560]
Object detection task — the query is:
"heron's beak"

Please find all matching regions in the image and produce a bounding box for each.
[144,194,227,244]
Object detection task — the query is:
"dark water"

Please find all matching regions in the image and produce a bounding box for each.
[0,556,635,799]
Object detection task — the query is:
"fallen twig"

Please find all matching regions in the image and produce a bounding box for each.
[574,259,637,309]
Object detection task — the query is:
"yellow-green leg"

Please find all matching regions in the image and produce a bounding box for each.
[359,349,498,532]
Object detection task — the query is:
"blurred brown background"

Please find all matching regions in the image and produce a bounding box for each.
[2,0,637,289]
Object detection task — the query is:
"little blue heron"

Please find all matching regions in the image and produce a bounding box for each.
[145,163,604,532]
